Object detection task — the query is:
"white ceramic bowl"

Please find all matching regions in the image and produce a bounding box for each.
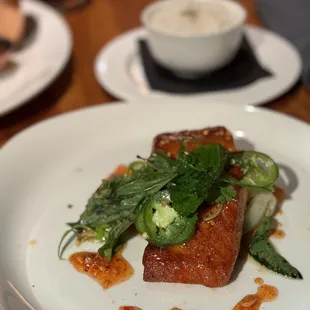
[141,0,247,77]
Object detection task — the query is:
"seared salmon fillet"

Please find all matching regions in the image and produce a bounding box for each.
[152,126,237,159]
[143,126,248,287]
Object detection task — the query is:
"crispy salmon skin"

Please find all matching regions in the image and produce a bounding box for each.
[143,126,248,287]
[152,126,236,159]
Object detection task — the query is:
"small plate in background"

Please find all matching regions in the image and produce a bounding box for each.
[0,0,72,116]
[94,25,302,106]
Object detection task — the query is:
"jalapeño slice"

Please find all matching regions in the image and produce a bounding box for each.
[136,190,196,247]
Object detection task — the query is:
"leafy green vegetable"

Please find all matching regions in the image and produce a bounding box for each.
[207,183,236,204]
[148,150,178,172]
[58,164,175,261]
[98,212,139,261]
[169,170,214,216]
[216,185,236,203]
[169,144,228,216]
[178,144,227,174]
[116,172,176,196]
[249,216,303,279]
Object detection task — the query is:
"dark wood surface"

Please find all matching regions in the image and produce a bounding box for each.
[1,0,310,147]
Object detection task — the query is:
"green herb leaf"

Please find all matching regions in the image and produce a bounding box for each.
[148,150,178,172]
[98,211,139,261]
[178,144,227,174]
[116,172,176,196]
[79,177,133,227]
[216,185,236,203]
[249,216,303,279]
[169,144,228,216]
[207,183,236,204]
[169,170,214,216]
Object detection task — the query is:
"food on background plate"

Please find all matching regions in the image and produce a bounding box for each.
[0,3,25,71]
[0,3,25,44]
[0,49,9,71]
[59,126,302,293]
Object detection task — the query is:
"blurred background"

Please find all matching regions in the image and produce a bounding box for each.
[1,0,310,147]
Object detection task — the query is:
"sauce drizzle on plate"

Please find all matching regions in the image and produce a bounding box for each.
[270,228,286,239]
[233,282,278,310]
[69,248,133,290]
[254,277,264,285]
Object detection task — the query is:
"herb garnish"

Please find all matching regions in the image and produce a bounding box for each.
[249,216,303,279]
[59,143,284,274]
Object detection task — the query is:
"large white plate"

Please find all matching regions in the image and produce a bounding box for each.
[0,0,72,116]
[94,26,302,106]
[0,101,310,310]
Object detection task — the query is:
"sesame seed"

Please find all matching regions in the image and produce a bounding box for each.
[160,139,169,146]
[215,130,225,136]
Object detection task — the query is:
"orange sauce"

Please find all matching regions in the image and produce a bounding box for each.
[119,307,142,310]
[233,284,278,310]
[273,185,286,205]
[276,209,283,215]
[270,228,286,239]
[28,240,37,246]
[254,277,264,285]
[108,165,128,179]
[170,308,183,310]
[69,249,133,290]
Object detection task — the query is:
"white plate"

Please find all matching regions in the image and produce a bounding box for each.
[1,101,310,310]
[94,26,302,106]
[0,0,72,116]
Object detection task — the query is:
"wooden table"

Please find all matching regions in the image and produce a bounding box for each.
[1,0,310,147]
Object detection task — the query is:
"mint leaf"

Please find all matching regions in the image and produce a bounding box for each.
[216,185,236,203]
[207,183,236,204]
[98,212,138,261]
[169,170,214,216]
[169,144,228,217]
[249,216,303,279]
[148,150,178,172]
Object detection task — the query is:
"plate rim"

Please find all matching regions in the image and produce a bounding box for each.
[1,100,309,152]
